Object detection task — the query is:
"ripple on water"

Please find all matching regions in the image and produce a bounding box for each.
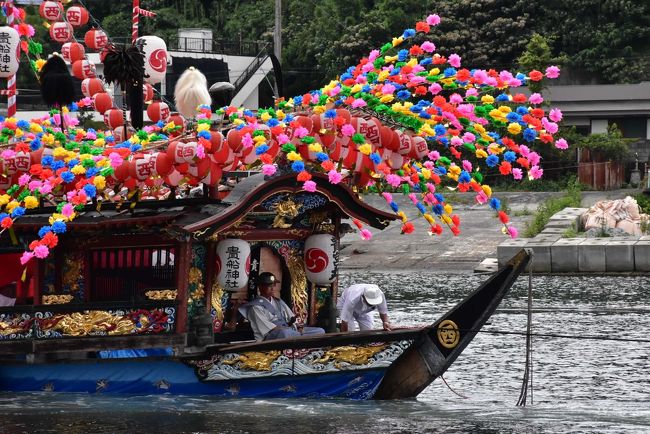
[1,273,649,433]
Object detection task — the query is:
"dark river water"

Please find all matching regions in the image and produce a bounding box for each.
[1,273,649,433]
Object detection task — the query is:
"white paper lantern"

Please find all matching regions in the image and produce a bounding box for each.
[410,136,429,160]
[216,239,251,291]
[136,35,168,85]
[304,234,338,285]
[0,27,20,78]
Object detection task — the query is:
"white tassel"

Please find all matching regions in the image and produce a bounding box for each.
[174,66,212,118]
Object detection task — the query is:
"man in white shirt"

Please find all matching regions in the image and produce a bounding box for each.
[239,272,325,341]
[337,284,392,332]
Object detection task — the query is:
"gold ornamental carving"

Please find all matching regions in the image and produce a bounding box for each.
[62,253,84,293]
[437,319,460,349]
[42,294,74,305]
[211,282,225,323]
[222,351,282,371]
[285,249,308,322]
[144,289,177,300]
[41,311,138,336]
[315,344,387,367]
[272,199,300,228]
[188,267,205,301]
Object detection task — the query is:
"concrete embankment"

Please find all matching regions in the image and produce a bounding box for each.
[339,189,640,273]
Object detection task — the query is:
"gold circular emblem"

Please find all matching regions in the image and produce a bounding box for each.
[437,319,460,349]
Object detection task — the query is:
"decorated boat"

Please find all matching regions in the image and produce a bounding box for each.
[0,4,562,399]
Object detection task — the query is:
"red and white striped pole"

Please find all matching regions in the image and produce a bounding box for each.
[6,0,16,117]
[132,0,139,44]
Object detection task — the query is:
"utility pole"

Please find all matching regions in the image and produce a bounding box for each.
[274,0,281,63]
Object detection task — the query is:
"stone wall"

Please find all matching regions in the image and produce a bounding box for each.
[497,208,650,272]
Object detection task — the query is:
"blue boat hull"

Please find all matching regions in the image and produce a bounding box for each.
[0,359,386,399]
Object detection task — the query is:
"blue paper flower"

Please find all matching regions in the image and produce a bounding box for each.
[51,221,67,234]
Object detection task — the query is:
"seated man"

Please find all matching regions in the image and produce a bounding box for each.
[239,272,325,341]
[337,283,393,332]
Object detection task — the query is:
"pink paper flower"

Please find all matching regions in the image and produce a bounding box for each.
[328,170,342,184]
[40,183,53,195]
[448,54,461,68]
[62,203,74,218]
[475,191,488,204]
[196,144,205,159]
[462,132,476,143]
[341,124,356,137]
[382,192,393,203]
[449,93,463,104]
[381,83,396,94]
[360,229,373,240]
[465,88,478,97]
[262,164,276,176]
[277,133,289,145]
[512,168,523,180]
[28,180,42,191]
[421,41,436,53]
[507,226,519,238]
[529,93,544,105]
[33,244,49,259]
[428,83,442,95]
[428,151,440,161]
[462,160,473,172]
[293,126,308,138]
[242,133,254,148]
[549,108,563,122]
[451,136,463,147]
[108,152,123,168]
[18,174,30,186]
[20,251,34,265]
[408,193,418,205]
[426,14,441,26]
[519,145,530,158]
[529,165,544,180]
[545,66,560,79]
[528,152,541,166]
[368,49,380,62]
[555,138,569,150]
[351,98,367,108]
[386,174,401,187]
[302,180,317,192]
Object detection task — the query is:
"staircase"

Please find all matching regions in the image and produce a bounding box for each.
[230,44,273,107]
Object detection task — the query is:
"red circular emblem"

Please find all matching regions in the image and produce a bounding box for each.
[149,49,167,73]
[305,248,328,273]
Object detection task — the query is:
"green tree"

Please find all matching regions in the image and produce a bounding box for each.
[517,33,567,93]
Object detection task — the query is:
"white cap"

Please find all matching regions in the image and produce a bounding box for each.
[363,285,383,306]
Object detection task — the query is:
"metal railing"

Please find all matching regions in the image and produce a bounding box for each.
[110,35,266,57]
[232,43,271,95]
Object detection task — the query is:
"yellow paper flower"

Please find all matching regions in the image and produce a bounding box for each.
[53,147,67,158]
[475,149,488,159]
[481,95,495,104]
[286,151,302,161]
[392,36,404,47]
[35,59,46,72]
[260,112,271,122]
[397,211,407,222]
[6,200,19,213]
[30,123,43,133]
[24,196,38,209]
[308,143,323,153]
[350,84,362,93]
[380,94,394,103]
[93,175,106,190]
[312,105,326,114]
[444,204,453,214]
[253,135,266,144]
[71,165,86,175]
[473,124,486,134]
[421,168,431,179]
[0,194,10,206]
[15,129,23,138]
[499,105,512,114]
[197,123,210,131]
[441,215,452,225]
[423,214,435,225]
[43,134,55,145]
[358,144,372,155]
[276,110,285,120]
[232,118,244,126]
[383,56,398,64]
[507,123,522,135]
[482,185,492,197]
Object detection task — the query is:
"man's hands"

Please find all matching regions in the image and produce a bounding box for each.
[382,321,393,331]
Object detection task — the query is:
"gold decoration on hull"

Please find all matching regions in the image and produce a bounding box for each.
[188,267,205,301]
[222,351,282,371]
[285,249,308,323]
[144,289,177,300]
[437,319,460,349]
[42,294,74,305]
[62,252,84,294]
[315,345,387,367]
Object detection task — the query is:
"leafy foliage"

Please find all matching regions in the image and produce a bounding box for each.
[578,124,633,161]
[524,177,582,237]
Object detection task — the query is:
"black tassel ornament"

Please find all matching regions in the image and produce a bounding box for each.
[103,44,145,133]
[39,54,75,130]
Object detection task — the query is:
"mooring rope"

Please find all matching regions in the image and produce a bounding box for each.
[516,249,534,406]
[440,375,470,399]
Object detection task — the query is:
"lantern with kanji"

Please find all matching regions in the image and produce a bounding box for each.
[93,92,112,114]
[65,5,89,27]
[216,239,251,291]
[49,22,73,43]
[104,108,124,129]
[113,126,135,143]
[39,1,63,21]
[84,29,108,51]
[304,234,338,285]
[61,42,85,63]
[136,35,168,85]
[81,77,104,98]
[129,153,173,181]
[143,83,154,102]
[146,101,170,123]
[72,59,96,80]
[0,27,20,78]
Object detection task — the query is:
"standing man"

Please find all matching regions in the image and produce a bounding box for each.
[337,284,392,332]
[239,272,325,341]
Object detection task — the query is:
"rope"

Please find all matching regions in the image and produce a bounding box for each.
[516,248,534,406]
[440,375,469,399]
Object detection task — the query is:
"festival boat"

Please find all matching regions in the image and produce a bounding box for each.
[0,168,530,399]
[0,5,562,399]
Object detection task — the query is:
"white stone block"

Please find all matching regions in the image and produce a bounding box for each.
[634,241,650,271]
[605,240,635,272]
[497,239,529,266]
[525,241,552,272]
[578,238,607,272]
[551,238,584,272]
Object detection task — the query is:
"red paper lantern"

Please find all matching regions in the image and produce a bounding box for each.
[49,22,73,43]
[39,1,63,21]
[113,161,131,182]
[409,136,429,160]
[72,59,96,80]
[168,112,185,132]
[226,128,242,152]
[93,92,112,114]
[143,83,154,102]
[104,108,124,129]
[146,101,170,123]
[395,130,412,155]
[113,127,135,143]
[200,161,222,186]
[68,42,85,63]
[84,29,108,51]
[66,5,89,27]
[81,78,105,98]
